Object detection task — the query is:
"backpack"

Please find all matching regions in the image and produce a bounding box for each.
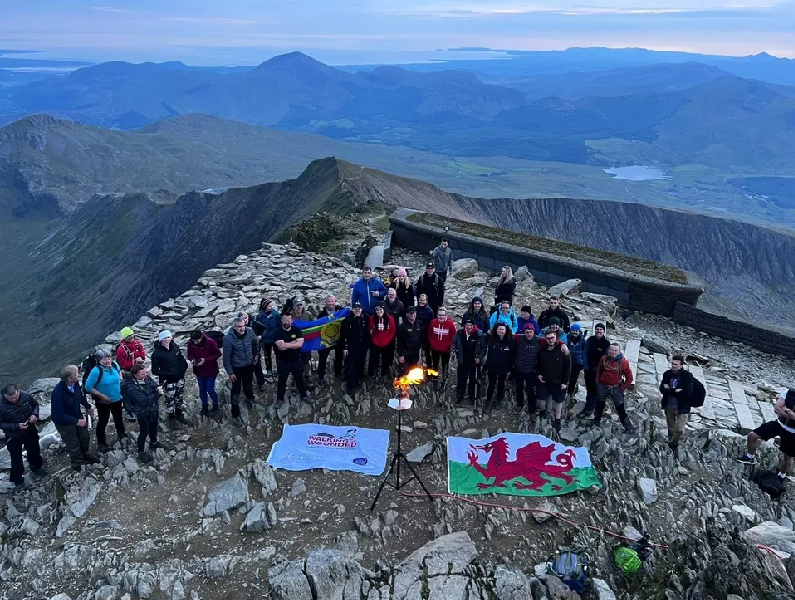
[205,330,225,349]
[547,548,589,593]
[754,470,786,499]
[689,378,706,408]
[614,546,642,574]
[81,357,120,389]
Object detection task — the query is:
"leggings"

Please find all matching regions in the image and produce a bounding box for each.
[96,401,125,445]
[262,343,274,372]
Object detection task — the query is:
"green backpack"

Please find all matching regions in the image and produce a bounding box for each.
[614,546,642,574]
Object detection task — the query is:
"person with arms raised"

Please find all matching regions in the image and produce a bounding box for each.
[188,329,222,418]
[51,365,100,471]
[0,384,45,489]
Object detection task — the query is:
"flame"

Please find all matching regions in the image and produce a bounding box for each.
[393,367,438,389]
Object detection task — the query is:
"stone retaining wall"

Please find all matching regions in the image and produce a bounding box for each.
[389,209,705,317]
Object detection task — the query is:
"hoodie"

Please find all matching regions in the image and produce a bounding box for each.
[489,309,518,334]
[596,353,634,391]
[427,318,456,353]
[369,314,397,348]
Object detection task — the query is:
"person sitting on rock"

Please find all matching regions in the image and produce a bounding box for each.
[427,306,457,387]
[0,384,45,489]
[255,298,281,381]
[383,287,405,324]
[492,266,516,313]
[238,311,266,390]
[538,296,571,333]
[342,302,370,396]
[739,390,795,480]
[415,263,444,316]
[415,294,435,363]
[430,237,453,283]
[368,303,397,381]
[222,319,259,417]
[516,305,539,335]
[566,324,586,402]
[397,306,425,376]
[484,323,516,415]
[583,323,611,417]
[536,330,572,432]
[593,343,634,434]
[84,348,126,452]
[274,313,311,408]
[390,267,415,309]
[659,355,695,459]
[151,331,190,428]
[317,294,344,385]
[351,266,388,315]
[51,365,100,471]
[461,296,489,332]
[453,317,486,405]
[187,329,222,418]
[489,300,518,334]
[540,317,568,343]
[122,364,168,464]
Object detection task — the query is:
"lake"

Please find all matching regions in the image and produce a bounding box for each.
[604,166,671,181]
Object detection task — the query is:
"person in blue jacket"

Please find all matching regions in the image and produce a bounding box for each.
[489,301,518,334]
[540,317,568,343]
[351,266,388,314]
[566,323,586,401]
[517,305,539,335]
[51,364,100,471]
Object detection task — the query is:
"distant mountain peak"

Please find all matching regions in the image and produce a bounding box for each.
[256,51,334,72]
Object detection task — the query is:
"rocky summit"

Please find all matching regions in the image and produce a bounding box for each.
[2,215,795,600]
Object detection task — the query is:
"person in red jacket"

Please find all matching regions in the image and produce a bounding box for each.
[593,342,635,434]
[117,327,146,374]
[428,306,456,387]
[187,330,222,417]
[368,304,397,380]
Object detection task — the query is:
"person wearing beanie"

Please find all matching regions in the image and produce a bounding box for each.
[255,298,281,380]
[453,317,486,405]
[593,342,634,434]
[582,323,611,416]
[739,390,795,480]
[390,267,415,310]
[540,316,567,343]
[151,330,190,428]
[187,329,222,417]
[462,297,489,332]
[116,326,146,422]
[538,296,571,333]
[517,306,539,335]
[566,323,586,401]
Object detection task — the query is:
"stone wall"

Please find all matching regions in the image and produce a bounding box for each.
[672,302,795,359]
[390,209,705,317]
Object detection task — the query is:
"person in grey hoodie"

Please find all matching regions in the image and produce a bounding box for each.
[430,238,453,283]
[223,317,259,418]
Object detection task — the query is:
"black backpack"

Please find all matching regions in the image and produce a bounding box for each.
[689,378,706,408]
[205,330,225,349]
[754,470,786,499]
[80,356,120,388]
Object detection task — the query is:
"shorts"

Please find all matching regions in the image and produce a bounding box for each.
[754,420,795,457]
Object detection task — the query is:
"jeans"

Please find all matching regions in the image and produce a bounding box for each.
[96,401,125,445]
[277,358,308,401]
[430,351,451,380]
[568,364,583,396]
[456,362,478,401]
[486,372,508,405]
[197,375,219,409]
[6,428,43,484]
[137,411,159,453]
[55,422,92,467]
[160,377,185,418]
[318,346,343,379]
[368,343,395,377]
[514,370,537,411]
[595,384,629,424]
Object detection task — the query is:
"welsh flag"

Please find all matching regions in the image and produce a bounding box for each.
[447,433,601,497]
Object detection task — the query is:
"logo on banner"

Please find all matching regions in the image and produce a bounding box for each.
[307,428,359,449]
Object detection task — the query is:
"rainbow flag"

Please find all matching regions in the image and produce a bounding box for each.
[294,308,350,353]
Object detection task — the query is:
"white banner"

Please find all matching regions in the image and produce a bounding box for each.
[267,423,389,476]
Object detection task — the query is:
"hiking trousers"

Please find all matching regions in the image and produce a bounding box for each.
[568,364,583,396]
[136,411,159,453]
[595,384,629,424]
[369,343,395,378]
[430,350,450,380]
[665,408,689,446]
[160,377,185,418]
[277,358,308,401]
[6,428,43,485]
[584,369,598,410]
[346,347,368,391]
[96,401,125,445]
[318,346,343,380]
[514,370,537,411]
[55,423,92,467]
[486,372,508,405]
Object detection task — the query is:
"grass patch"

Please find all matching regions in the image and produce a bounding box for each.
[407,212,689,284]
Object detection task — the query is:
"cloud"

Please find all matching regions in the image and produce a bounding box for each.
[91,6,132,12]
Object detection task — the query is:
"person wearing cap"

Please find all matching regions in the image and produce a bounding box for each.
[85,347,125,452]
[462,297,489,332]
[536,328,572,432]
[342,302,370,395]
[427,307,457,387]
[430,238,453,283]
[255,298,281,380]
[151,330,190,428]
[0,384,45,488]
[453,316,485,404]
[368,303,397,380]
[187,329,222,417]
[739,390,795,480]
[582,323,611,417]
[659,355,695,459]
[538,296,571,333]
[317,295,345,385]
[566,323,586,401]
[223,317,259,417]
[273,313,311,408]
[484,323,516,414]
[351,266,388,315]
[489,300,518,334]
[514,323,541,414]
[415,263,444,316]
[540,317,567,343]
[390,267,415,310]
[517,306,539,335]
[397,305,425,376]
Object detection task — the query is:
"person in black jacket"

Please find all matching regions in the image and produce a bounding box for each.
[453,318,485,405]
[536,330,572,432]
[391,267,415,310]
[122,364,169,464]
[582,323,611,416]
[659,355,695,458]
[150,330,189,428]
[514,324,541,414]
[397,306,424,376]
[342,302,370,396]
[493,267,517,313]
[273,314,310,408]
[0,385,45,488]
[317,295,345,385]
[537,297,572,333]
[484,324,516,414]
[415,263,444,315]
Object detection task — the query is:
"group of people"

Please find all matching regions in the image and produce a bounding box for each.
[3,235,794,492]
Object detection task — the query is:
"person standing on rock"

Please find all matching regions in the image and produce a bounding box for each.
[540,317,568,343]
[453,317,485,405]
[593,343,635,434]
[274,314,311,408]
[383,287,405,324]
[415,294,435,363]
[484,323,516,415]
[238,311,266,390]
[430,238,453,283]
[659,355,695,459]
[122,364,168,464]
[536,330,572,432]
[427,306,457,388]
[489,301,518,334]
[517,306,539,335]
[51,365,100,471]
[0,384,45,488]
[583,323,611,417]
[462,297,489,333]
[397,306,425,376]
[222,318,259,417]
[351,266,388,315]
[151,331,190,428]
[84,348,126,452]
[514,324,541,415]
[255,298,281,381]
[342,302,370,395]
[116,326,146,376]
[538,297,571,333]
[493,267,516,313]
[416,263,444,316]
[390,268,415,310]
[317,294,344,385]
[368,303,397,381]
[187,329,222,418]
[739,390,795,480]
[566,324,586,402]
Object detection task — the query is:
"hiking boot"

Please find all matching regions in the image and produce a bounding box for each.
[31,467,48,478]
[669,444,680,461]
[97,442,112,453]
[209,406,219,418]
[737,454,756,465]
[84,453,101,464]
[318,378,327,386]
[14,481,32,491]
[200,407,209,418]
[554,419,562,433]
[150,440,173,451]
[138,451,153,464]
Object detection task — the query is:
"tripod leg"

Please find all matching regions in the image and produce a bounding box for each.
[370,452,400,511]
[399,454,434,502]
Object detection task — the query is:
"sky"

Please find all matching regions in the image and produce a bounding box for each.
[2,0,795,65]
